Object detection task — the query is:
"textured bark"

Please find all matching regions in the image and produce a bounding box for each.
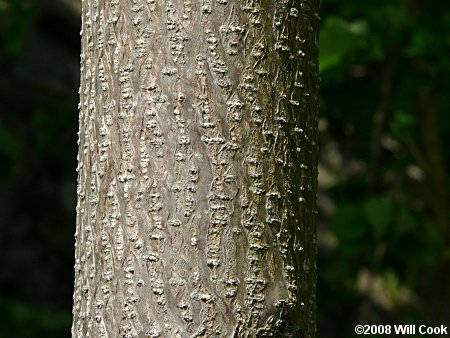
[72,0,319,337]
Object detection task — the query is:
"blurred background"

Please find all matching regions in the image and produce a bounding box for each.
[0,0,449,337]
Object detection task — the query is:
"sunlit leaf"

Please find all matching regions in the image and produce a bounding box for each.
[320,17,368,73]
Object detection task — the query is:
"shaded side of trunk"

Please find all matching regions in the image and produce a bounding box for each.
[72,0,319,337]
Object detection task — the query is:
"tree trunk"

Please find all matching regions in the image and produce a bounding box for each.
[72,0,319,337]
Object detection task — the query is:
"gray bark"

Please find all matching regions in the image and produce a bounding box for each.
[72,0,319,337]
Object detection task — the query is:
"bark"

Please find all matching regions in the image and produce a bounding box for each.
[72,0,319,337]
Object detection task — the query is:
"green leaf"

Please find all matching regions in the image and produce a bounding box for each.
[406,27,439,57]
[390,109,416,140]
[332,203,370,242]
[320,17,369,73]
[363,197,394,240]
[393,206,417,239]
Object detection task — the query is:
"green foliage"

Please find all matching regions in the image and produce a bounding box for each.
[332,202,370,243]
[0,299,71,338]
[319,0,450,335]
[0,0,33,55]
[320,17,368,73]
[363,197,394,240]
[1,0,449,336]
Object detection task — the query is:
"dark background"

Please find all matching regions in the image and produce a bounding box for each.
[0,0,449,337]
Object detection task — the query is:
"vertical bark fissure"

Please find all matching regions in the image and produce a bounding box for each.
[72,0,318,337]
